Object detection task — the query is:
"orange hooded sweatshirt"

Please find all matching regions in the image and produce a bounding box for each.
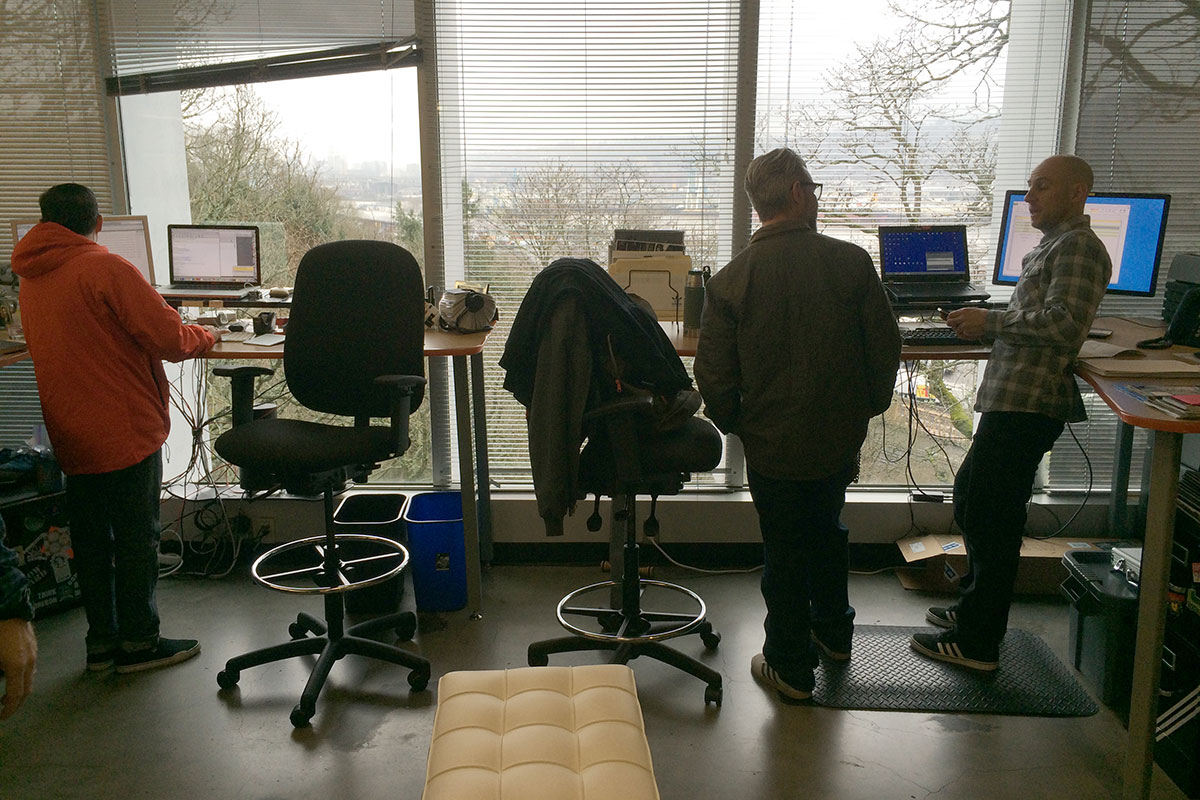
[12,222,215,475]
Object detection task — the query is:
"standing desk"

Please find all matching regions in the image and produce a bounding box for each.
[1075,316,1196,800]
[208,328,492,619]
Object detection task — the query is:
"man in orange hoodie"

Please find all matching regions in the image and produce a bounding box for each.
[11,183,220,674]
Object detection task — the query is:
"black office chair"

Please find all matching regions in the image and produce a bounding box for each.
[509,262,725,704]
[212,240,431,728]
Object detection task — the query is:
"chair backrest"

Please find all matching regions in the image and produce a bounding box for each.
[285,240,425,418]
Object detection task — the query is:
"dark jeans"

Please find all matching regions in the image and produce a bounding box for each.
[953,411,1064,647]
[748,463,857,684]
[65,451,163,653]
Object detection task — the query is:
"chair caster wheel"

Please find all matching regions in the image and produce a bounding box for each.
[408,668,430,692]
[396,616,417,642]
[216,669,240,690]
[528,652,549,667]
[705,685,723,706]
[288,622,308,639]
[701,631,721,650]
[290,703,314,728]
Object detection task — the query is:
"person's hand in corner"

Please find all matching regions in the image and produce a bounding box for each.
[0,616,37,720]
[946,307,988,340]
[200,325,225,343]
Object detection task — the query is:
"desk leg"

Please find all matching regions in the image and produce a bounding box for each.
[1110,421,1134,536]
[452,354,484,620]
[1122,429,1180,800]
[470,352,493,563]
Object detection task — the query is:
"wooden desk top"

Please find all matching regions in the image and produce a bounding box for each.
[659,321,992,360]
[1075,316,1200,433]
[207,328,488,359]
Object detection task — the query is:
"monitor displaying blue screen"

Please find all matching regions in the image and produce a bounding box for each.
[992,191,1170,297]
[878,225,970,280]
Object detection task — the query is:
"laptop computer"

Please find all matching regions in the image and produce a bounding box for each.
[160,224,261,298]
[13,216,156,285]
[878,224,990,304]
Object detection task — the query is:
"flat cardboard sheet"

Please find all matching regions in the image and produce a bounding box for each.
[895,534,1123,595]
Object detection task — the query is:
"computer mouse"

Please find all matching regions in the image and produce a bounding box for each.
[268,287,291,298]
[229,322,245,332]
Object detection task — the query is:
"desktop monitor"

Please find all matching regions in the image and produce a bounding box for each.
[992,190,1171,296]
[166,224,261,287]
[11,215,155,285]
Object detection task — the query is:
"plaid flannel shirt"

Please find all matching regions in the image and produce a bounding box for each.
[977,215,1112,422]
[0,515,34,621]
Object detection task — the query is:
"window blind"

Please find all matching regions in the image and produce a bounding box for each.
[101,0,417,94]
[433,0,742,486]
[1,0,115,454]
[1049,0,1200,491]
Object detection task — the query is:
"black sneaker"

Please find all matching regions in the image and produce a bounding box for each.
[811,630,851,662]
[925,606,958,629]
[115,638,201,674]
[750,653,814,702]
[910,630,998,672]
[86,649,118,672]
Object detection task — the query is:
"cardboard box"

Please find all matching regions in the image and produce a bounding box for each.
[895,534,1128,595]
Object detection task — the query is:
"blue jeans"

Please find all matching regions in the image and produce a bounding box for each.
[65,451,163,653]
[748,463,857,685]
[953,412,1064,647]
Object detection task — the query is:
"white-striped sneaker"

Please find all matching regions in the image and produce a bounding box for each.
[910,631,998,672]
[750,653,813,701]
[925,606,958,629]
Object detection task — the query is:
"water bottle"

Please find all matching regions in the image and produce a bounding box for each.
[683,266,706,332]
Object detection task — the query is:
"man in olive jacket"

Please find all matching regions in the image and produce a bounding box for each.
[695,148,900,701]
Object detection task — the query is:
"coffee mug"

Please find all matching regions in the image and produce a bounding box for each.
[252,311,276,335]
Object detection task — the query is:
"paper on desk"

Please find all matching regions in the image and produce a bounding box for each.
[1079,357,1200,378]
[1077,339,1143,359]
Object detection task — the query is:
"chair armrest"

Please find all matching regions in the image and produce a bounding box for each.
[374,374,428,454]
[212,366,275,428]
[582,395,654,423]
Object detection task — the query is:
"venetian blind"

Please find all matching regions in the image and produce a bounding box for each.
[101,0,417,94]
[1,0,117,448]
[433,0,742,485]
[1049,0,1200,490]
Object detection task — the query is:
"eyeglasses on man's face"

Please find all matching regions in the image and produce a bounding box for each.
[798,181,823,200]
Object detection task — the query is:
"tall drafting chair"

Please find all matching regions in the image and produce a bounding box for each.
[509,263,725,705]
[212,240,430,727]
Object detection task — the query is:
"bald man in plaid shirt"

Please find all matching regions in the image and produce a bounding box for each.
[911,155,1112,672]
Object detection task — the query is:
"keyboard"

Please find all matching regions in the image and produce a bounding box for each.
[221,330,253,342]
[901,327,981,347]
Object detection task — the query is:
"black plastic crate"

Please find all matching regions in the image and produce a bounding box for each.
[1158,622,1200,798]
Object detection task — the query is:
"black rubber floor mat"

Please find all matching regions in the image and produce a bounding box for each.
[811,625,1098,716]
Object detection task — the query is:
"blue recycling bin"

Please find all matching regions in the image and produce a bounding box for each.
[402,491,467,612]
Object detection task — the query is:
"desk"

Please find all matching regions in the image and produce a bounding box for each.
[209,328,492,620]
[1076,316,1196,800]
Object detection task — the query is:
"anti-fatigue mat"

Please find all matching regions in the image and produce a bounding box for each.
[811,626,1098,716]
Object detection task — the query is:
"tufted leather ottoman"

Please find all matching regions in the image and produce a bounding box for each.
[422,664,659,800]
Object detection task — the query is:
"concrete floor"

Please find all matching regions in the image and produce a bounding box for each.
[0,563,1190,800]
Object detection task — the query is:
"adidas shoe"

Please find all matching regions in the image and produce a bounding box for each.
[115,638,201,674]
[810,630,851,662]
[910,630,998,672]
[925,606,958,629]
[750,653,813,702]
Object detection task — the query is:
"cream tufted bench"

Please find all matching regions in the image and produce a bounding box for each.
[422,664,659,800]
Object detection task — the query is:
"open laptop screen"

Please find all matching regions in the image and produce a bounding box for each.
[878,225,970,282]
[12,216,155,285]
[167,224,261,287]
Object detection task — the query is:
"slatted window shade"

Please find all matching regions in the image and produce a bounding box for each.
[2,1,116,449]
[433,0,742,485]
[101,0,417,94]
[1048,0,1200,491]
